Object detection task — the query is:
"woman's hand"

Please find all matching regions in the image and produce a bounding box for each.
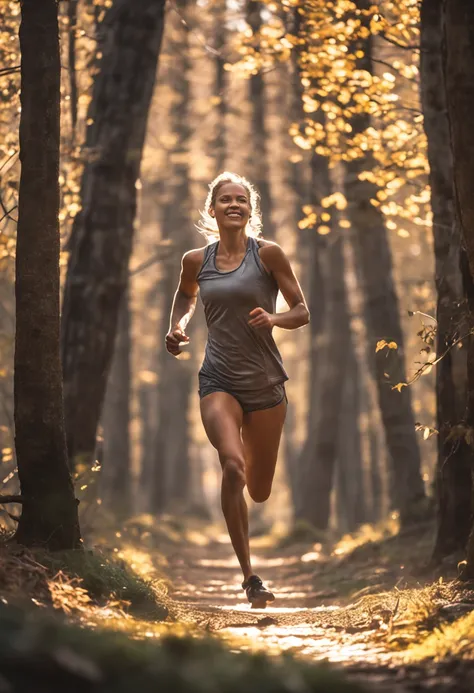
[248,307,275,330]
[165,327,190,356]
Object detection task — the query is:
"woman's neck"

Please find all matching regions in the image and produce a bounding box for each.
[217,229,248,255]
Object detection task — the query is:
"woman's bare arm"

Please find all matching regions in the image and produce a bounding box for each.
[248,242,310,331]
[165,248,204,356]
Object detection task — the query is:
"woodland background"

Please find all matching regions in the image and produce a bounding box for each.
[0,0,473,577]
[2,1,474,689]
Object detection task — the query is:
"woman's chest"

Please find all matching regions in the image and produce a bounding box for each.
[199,265,275,310]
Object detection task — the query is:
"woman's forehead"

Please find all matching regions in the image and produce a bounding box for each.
[217,183,248,198]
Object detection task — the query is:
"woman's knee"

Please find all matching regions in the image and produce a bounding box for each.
[247,483,272,504]
[220,454,246,492]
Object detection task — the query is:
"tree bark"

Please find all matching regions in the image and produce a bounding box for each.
[335,344,365,534]
[246,1,275,239]
[295,227,351,530]
[295,152,351,530]
[443,0,474,578]
[101,287,132,518]
[420,0,471,562]
[61,0,166,469]
[151,1,193,514]
[14,0,81,549]
[213,0,227,174]
[345,0,426,527]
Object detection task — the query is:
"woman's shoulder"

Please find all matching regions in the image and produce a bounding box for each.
[182,245,211,277]
[183,245,210,263]
[256,239,286,264]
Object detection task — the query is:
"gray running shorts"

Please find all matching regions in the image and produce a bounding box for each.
[198,373,287,414]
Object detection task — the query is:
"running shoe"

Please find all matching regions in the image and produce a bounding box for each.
[242,574,275,609]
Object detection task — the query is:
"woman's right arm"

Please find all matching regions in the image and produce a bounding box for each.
[165,249,204,356]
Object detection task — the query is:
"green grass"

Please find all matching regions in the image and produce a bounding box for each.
[0,603,368,693]
[34,548,168,619]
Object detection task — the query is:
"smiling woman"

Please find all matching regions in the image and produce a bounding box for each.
[164,172,309,609]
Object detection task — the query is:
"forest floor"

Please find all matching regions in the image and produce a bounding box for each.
[1,513,474,691]
[160,516,474,691]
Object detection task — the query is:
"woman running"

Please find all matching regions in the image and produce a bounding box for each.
[165,172,309,608]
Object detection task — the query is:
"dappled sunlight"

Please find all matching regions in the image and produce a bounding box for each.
[332,516,400,559]
[221,623,395,663]
[117,545,164,583]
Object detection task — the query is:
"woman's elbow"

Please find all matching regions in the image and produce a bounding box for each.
[302,306,310,326]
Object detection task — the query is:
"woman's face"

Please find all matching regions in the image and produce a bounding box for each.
[210,183,250,232]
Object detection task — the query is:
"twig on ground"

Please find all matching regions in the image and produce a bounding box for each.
[0,495,23,504]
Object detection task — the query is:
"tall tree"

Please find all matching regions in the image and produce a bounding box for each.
[14,0,81,549]
[61,0,167,469]
[246,0,275,239]
[151,1,193,513]
[443,0,474,578]
[283,8,314,495]
[295,152,352,530]
[345,0,426,527]
[420,0,470,562]
[100,287,132,518]
[335,345,366,533]
[213,0,227,174]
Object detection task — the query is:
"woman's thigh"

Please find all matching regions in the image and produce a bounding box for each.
[200,391,244,463]
[242,398,287,502]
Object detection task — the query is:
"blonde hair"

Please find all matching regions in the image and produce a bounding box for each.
[196,172,263,242]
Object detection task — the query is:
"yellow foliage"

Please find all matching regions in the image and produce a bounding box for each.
[230,0,429,237]
[376,339,398,353]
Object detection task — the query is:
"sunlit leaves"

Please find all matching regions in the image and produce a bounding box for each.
[376,339,398,352]
[231,0,429,238]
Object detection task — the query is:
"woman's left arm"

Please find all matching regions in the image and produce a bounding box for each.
[248,243,310,331]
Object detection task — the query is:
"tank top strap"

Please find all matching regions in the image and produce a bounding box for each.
[197,241,218,280]
[249,236,271,279]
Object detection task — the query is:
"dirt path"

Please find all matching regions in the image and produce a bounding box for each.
[166,533,384,659]
[163,531,474,692]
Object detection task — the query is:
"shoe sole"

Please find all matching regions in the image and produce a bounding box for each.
[249,595,275,609]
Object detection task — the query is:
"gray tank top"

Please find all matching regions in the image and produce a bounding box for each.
[197,236,288,391]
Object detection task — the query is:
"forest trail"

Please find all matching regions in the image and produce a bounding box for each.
[167,532,392,663]
[160,524,474,692]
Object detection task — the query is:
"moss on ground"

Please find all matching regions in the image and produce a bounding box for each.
[0,604,367,693]
[33,548,168,619]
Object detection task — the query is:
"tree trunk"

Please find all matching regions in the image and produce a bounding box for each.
[61,0,166,469]
[101,287,132,518]
[14,0,81,549]
[282,7,312,500]
[213,0,227,174]
[295,152,351,530]
[345,0,426,527]
[246,1,275,240]
[443,0,474,578]
[366,371,385,523]
[151,1,193,514]
[138,375,156,512]
[295,227,351,530]
[420,0,471,562]
[335,343,365,534]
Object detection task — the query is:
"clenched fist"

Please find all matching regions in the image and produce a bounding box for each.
[248,307,275,330]
[165,327,189,356]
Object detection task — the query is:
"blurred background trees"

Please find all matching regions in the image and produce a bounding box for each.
[2,0,474,568]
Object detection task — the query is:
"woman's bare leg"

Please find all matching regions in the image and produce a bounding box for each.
[200,392,253,581]
[242,398,287,503]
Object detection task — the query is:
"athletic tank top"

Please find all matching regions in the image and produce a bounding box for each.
[197,236,288,391]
